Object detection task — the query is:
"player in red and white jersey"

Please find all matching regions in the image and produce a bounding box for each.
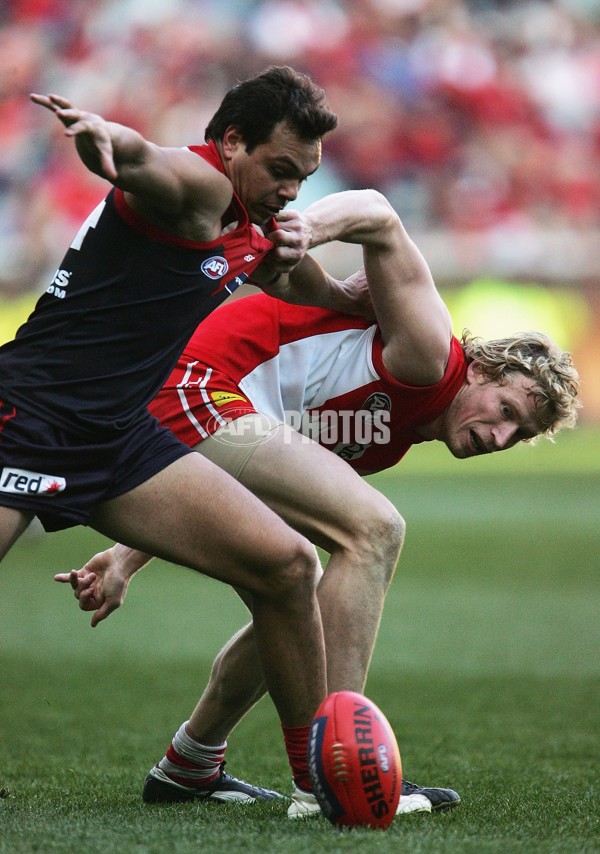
[64,189,580,818]
[149,294,466,475]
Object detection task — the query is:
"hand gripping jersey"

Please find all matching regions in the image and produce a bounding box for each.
[0,142,275,437]
[149,293,467,474]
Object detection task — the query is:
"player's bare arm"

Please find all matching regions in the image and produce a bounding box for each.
[302,189,453,386]
[31,93,232,240]
[252,210,373,315]
[261,252,375,318]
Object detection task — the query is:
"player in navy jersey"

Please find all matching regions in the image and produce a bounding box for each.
[61,189,580,817]
[0,67,378,804]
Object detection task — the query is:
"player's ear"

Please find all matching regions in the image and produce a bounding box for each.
[466,360,486,384]
[221,126,245,159]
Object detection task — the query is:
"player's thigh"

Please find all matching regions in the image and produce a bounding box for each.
[234,423,389,554]
[0,506,34,560]
[90,452,315,594]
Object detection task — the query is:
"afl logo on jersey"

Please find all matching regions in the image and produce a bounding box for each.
[362,392,392,417]
[201,256,229,279]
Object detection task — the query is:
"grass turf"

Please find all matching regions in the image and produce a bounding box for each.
[0,428,598,853]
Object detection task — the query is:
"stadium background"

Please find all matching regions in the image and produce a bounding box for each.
[1,0,599,422]
[0,4,598,852]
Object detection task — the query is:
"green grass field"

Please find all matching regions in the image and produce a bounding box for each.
[1,428,599,853]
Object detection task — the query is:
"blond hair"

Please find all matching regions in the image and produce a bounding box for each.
[460,330,580,438]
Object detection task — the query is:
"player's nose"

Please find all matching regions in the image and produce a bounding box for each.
[491,422,518,450]
[278,179,300,202]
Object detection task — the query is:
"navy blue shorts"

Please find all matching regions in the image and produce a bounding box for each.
[0,400,193,532]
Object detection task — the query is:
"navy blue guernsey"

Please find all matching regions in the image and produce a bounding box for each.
[0,148,275,437]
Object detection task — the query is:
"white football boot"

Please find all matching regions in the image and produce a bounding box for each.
[396,791,432,814]
[286,783,432,818]
[287,784,322,818]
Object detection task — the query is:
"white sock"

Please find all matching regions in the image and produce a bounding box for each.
[158,721,227,788]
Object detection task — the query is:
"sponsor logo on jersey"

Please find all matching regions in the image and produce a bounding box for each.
[0,467,66,496]
[325,394,393,459]
[47,268,72,299]
[201,256,229,279]
[210,391,248,407]
[331,442,368,461]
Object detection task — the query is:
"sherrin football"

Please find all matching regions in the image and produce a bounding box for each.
[308,690,401,829]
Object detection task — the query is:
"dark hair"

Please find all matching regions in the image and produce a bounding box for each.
[205,66,338,152]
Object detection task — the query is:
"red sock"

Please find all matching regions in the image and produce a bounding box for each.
[282,724,312,792]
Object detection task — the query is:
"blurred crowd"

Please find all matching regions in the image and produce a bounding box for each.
[1,0,600,299]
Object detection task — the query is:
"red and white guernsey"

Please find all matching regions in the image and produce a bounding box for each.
[149,293,467,474]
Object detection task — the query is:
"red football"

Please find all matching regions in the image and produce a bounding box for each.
[308,690,402,829]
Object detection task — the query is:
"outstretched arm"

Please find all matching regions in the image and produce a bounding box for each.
[301,190,453,385]
[31,93,231,229]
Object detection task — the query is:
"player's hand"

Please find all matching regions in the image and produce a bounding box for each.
[54,548,130,627]
[340,267,376,320]
[265,209,313,272]
[30,93,118,182]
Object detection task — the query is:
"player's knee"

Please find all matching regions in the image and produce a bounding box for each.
[371,502,405,589]
[262,537,319,605]
[350,494,405,589]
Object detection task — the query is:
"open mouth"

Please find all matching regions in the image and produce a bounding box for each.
[263,204,282,217]
[469,429,487,455]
